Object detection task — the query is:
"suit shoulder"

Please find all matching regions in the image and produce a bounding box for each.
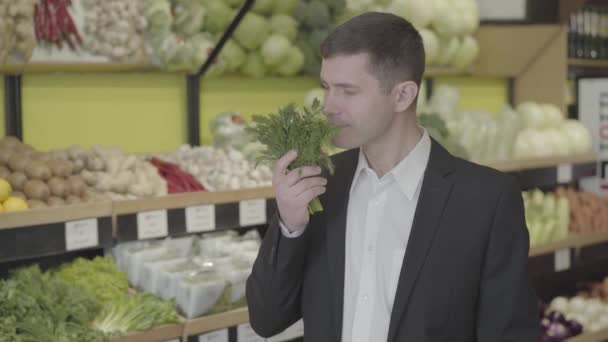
[451,156,520,194]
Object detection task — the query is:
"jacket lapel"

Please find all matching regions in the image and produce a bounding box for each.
[387,140,455,342]
[323,149,359,342]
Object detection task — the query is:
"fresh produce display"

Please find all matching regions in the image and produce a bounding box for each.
[547,281,608,335]
[0,178,30,213]
[156,145,273,192]
[555,187,608,235]
[113,231,260,318]
[0,136,106,211]
[93,293,179,336]
[0,265,106,341]
[81,0,146,62]
[148,157,206,193]
[48,145,168,201]
[0,0,37,64]
[523,189,570,247]
[246,100,335,214]
[421,85,593,163]
[294,0,346,75]
[341,0,480,69]
[144,0,216,72]
[35,0,82,51]
[539,303,584,341]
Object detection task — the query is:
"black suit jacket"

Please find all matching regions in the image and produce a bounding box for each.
[246,139,540,341]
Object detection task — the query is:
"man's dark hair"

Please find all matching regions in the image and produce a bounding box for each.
[320,12,425,93]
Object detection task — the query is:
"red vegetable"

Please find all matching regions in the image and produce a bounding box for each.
[148,158,205,194]
[35,0,81,50]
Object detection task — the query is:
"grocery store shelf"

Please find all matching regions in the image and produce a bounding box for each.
[485,153,596,172]
[530,232,608,257]
[110,323,184,342]
[569,58,608,69]
[0,201,112,230]
[566,327,608,342]
[0,63,160,74]
[183,308,249,338]
[114,188,276,242]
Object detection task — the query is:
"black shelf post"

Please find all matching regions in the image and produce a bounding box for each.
[185,0,256,146]
[4,75,23,140]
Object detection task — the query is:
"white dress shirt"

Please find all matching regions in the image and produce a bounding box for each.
[281,130,431,342]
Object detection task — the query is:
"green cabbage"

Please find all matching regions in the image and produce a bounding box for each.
[143,0,172,34]
[261,34,292,66]
[234,13,271,50]
[173,0,205,36]
[220,39,247,71]
[203,0,234,34]
[252,0,275,15]
[241,51,267,78]
[276,46,305,76]
[273,0,298,15]
[418,28,439,65]
[298,1,331,29]
[450,35,479,70]
[270,14,299,42]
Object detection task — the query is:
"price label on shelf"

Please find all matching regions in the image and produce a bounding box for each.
[186,204,216,233]
[557,164,573,184]
[237,323,265,342]
[65,218,99,251]
[198,329,229,342]
[554,248,571,272]
[239,199,267,227]
[137,210,168,239]
[164,339,180,342]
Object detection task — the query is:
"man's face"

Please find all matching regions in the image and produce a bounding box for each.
[320,53,398,149]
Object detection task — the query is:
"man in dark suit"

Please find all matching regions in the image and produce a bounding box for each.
[246,12,540,342]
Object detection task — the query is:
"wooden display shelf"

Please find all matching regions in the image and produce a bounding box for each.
[183,308,249,338]
[567,327,608,342]
[0,201,112,230]
[484,153,596,173]
[569,58,608,69]
[113,187,274,215]
[530,232,608,257]
[109,323,185,342]
[0,63,161,74]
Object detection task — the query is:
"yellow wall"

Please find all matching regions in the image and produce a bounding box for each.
[199,76,319,145]
[434,76,508,113]
[22,73,186,153]
[0,80,4,138]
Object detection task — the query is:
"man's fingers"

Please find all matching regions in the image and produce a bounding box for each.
[283,166,322,187]
[296,186,327,204]
[273,150,298,182]
[292,177,327,196]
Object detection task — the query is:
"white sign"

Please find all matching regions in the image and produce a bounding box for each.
[555,248,571,272]
[198,329,229,342]
[186,204,216,233]
[65,218,99,251]
[239,199,267,227]
[164,339,180,342]
[557,164,573,184]
[267,320,304,342]
[237,323,265,342]
[137,210,168,239]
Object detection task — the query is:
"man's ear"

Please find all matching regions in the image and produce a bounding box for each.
[393,81,419,113]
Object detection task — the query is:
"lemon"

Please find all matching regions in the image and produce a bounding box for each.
[3,197,28,212]
[0,178,11,202]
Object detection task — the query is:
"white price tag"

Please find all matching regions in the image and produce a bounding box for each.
[239,199,267,227]
[267,320,304,342]
[555,248,571,272]
[237,323,265,342]
[164,339,180,342]
[198,329,229,342]
[557,164,573,184]
[65,218,99,251]
[137,210,168,239]
[186,204,216,233]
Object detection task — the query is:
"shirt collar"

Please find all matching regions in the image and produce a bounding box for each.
[350,129,431,201]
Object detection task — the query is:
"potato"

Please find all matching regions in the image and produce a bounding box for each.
[25,161,52,181]
[47,196,65,207]
[0,166,10,179]
[0,148,13,166]
[47,159,74,178]
[8,172,27,191]
[11,191,26,200]
[24,180,50,201]
[27,199,48,209]
[73,159,85,173]
[47,177,69,198]
[65,195,82,205]
[80,170,97,186]
[68,176,86,196]
[0,136,21,149]
[8,156,30,173]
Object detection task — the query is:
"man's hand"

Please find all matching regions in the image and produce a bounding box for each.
[273,150,327,233]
